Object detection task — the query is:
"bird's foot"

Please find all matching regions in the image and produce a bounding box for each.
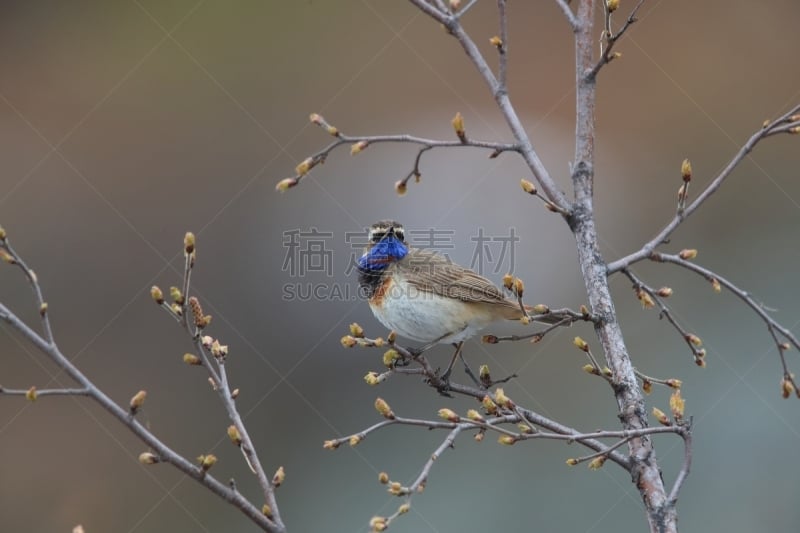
[426,368,453,397]
[406,346,423,359]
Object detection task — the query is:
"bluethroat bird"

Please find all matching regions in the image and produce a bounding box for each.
[357,220,548,385]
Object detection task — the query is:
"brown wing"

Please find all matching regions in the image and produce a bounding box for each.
[399,248,520,312]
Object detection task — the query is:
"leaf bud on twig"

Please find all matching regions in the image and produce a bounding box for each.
[350,141,369,155]
[573,336,589,352]
[139,452,159,465]
[275,177,299,192]
[588,456,607,470]
[781,376,794,399]
[451,112,467,143]
[272,466,285,487]
[129,390,147,414]
[669,390,685,420]
[681,158,692,182]
[375,398,395,419]
[183,353,201,366]
[198,454,217,471]
[184,232,195,255]
[497,434,517,445]
[520,178,537,195]
[653,407,671,426]
[150,286,164,305]
[438,408,459,422]
[227,425,242,446]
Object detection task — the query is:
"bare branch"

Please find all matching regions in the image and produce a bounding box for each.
[406,1,572,212]
[608,105,800,274]
[667,423,693,504]
[554,0,579,29]
[496,0,509,90]
[589,0,647,80]
[406,0,450,24]
[455,0,480,18]
[0,237,54,344]
[651,252,800,395]
[0,386,90,397]
[278,115,520,193]
[622,269,706,365]
[0,235,285,533]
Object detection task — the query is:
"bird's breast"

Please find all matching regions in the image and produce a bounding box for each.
[368,274,495,344]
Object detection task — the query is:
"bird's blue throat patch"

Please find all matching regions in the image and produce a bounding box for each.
[357,236,408,272]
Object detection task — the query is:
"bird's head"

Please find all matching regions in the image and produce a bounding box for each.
[358,220,408,271]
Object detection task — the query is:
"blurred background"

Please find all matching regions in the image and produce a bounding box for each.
[1,1,800,532]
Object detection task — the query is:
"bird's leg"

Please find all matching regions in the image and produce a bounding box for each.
[406,331,455,358]
[456,346,482,388]
[438,341,464,386]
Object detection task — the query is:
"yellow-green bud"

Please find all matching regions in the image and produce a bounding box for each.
[382,349,399,368]
[438,408,459,422]
[670,390,685,420]
[375,397,395,419]
[653,407,670,426]
[497,435,516,445]
[588,456,607,470]
[183,353,201,366]
[681,158,692,182]
[520,179,537,195]
[198,454,217,471]
[227,425,242,445]
[272,466,285,487]
[573,336,589,352]
[184,232,195,255]
[150,286,164,305]
[275,177,299,192]
[139,452,159,465]
[341,335,357,348]
[451,112,466,141]
[129,390,147,413]
[350,141,369,155]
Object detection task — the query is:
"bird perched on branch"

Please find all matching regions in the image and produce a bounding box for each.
[357,220,552,384]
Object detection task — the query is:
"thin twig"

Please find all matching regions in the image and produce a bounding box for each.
[622,269,706,364]
[652,252,800,394]
[667,422,693,504]
[608,104,800,274]
[0,387,90,397]
[0,237,285,533]
[496,0,509,90]
[407,0,572,213]
[589,0,648,80]
[1,237,54,344]
[282,122,520,192]
[554,0,579,29]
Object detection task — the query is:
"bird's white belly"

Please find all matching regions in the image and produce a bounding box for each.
[370,280,494,344]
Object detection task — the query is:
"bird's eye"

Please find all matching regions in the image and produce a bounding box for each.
[393,228,405,242]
